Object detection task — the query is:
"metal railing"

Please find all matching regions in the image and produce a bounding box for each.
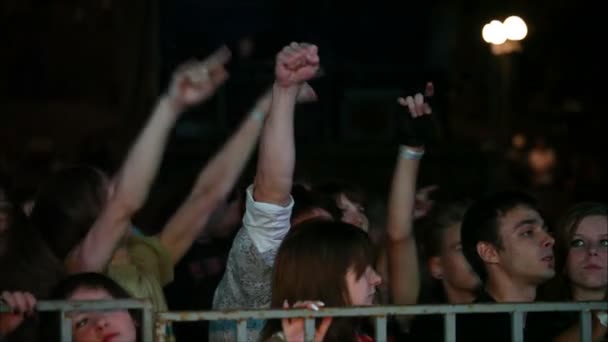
[156,302,607,342]
[2,301,606,342]
[0,299,153,342]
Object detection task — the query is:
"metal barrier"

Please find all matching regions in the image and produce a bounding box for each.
[1,301,606,341]
[156,302,607,342]
[0,299,153,342]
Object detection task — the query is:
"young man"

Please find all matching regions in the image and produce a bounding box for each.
[458,191,555,341]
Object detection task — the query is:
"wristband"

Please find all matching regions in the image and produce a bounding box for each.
[399,145,425,160]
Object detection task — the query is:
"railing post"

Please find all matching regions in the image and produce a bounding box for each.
[237,319,248,341]
[374,315,388,342]
[510,311,524,342]
[60,310,72,342]
[141,301,153,342]
[444,313,456,342]
[580,310,592,342]
[304,317,316,342]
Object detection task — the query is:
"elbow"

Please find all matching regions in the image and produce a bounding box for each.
[66,248,97,273]
[253,174,291,205]
[111,190,144,216]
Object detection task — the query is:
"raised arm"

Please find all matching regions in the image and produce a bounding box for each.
[253,42,320,205]
[387,83,436,305]
[158,81,318,264]
[68,47,230,272]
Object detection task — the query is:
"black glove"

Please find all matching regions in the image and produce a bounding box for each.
[397,82,440,147]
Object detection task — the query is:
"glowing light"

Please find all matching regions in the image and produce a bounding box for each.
[503,16,528,41]
[482,20,507,45]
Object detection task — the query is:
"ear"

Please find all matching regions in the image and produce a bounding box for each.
[428,256,443,280]
[477,242,500,264]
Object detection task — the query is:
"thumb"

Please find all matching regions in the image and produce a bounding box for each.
[297,83,318,103]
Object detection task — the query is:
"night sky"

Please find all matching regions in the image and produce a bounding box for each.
[0,0,604,205]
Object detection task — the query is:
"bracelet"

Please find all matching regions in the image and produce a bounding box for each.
[399,145,425,160]
[251,110,267,122]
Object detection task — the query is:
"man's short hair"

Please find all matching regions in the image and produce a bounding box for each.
[461,191,538,283]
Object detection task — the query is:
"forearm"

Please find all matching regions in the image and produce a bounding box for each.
[386,147,422,305]
[69,97,181,272]
[112,97,181,212]
[68,203,131,272]
[160,97,269,264]
[191,96,268,201]
[386,147,421,241]
[253,84,298,206]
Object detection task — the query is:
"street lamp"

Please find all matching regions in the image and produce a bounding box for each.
[482,16,528,55]
[481,15,528,148]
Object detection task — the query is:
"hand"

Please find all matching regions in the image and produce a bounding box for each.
[281,300,332,342]
[0,291,36,336]
[397,82,439,147]
[414,185,438,219]
[167,46,231,111]
[275,42,320,88]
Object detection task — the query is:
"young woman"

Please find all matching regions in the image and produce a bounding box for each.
[532,202,608,341]
[260,220,382,342]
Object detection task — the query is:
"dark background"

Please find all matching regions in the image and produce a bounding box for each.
[0,0,605,228]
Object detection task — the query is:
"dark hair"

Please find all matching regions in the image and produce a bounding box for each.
[316,181,367,209]
[30,165,109,260]
[420,200,472,258]
[50,272,132,300]
[0,199,65,295]
[461,191,538,284]
[260,220,374,342]
[291,184,341,222]
[540,202,608,301]
[47,273,141,342]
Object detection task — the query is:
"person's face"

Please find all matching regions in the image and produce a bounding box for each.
[431,224,479,292]
[346,265,382,306]
[494,205,555,285]
[566,215,608,291]
[337,194,369,231]
[68,287,137,342]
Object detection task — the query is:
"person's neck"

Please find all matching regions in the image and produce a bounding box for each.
[572,286,606,301]
[443,283,476,304]
[486,273,537,302]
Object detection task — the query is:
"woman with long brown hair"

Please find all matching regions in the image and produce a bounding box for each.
[260,220,381,342]
[531,202,608,341]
